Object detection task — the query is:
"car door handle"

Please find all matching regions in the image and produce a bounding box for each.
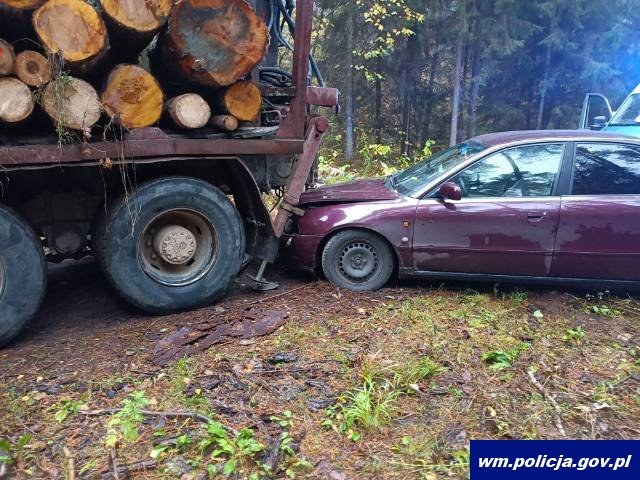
[527,212,547,222]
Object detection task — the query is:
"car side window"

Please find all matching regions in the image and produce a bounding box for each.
[449,143,564,198]
[572,143,640,195]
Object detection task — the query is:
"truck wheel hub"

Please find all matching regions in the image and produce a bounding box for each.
[153,225,197,264]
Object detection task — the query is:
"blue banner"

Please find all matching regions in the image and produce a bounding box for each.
[471,440,639,479]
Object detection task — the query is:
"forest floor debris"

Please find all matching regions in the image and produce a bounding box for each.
[1,260,639,479]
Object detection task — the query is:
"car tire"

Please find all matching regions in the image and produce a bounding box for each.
[321,229,394,291]
[97,177,245,313]
[0,204,47,347]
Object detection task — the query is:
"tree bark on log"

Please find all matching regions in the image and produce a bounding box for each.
[166,93,211,129]
[101,64,164,128]
[214,80,260,121]
[209,114,238,132]
[0,77,34,123]
[14,50,51,86]
[161,0,268,87]
[33,0,108,74]
[100,0,174,49]
[0,38,15,76]
[42,76,101,135]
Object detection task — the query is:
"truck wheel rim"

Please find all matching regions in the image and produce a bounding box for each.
[138,209,218,287]
[338,241,378,282]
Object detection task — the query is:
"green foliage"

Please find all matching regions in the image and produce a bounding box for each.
[589,305,620,317]
[199,421,264,477]
[105,391,149,447]
[482,343,530,371]
[338,375,400,434]
[269,410,294,429]
[54,398,85,423]
[395,356,445,388]
[0,434,31,466]
[562,325,585,343]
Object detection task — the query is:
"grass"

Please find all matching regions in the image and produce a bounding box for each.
[2,285,639,479]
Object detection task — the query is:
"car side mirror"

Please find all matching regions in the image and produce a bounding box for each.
[590,115,608,130]
[437,181,462,201]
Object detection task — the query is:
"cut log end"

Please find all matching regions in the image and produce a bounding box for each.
[33,0,107,68]
[0,39,16,76]
[163,0,269,87]
[102,64,163,129]
[167,94,211,129]
[209,114,238,132]
[0,77,34,123]
[15,50,52,86]
[218,80,261,121]
[100,0,173,33]
[42,76,101,135]
[0,0,46,10]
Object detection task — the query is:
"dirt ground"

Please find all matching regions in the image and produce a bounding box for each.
[1,260,639,479]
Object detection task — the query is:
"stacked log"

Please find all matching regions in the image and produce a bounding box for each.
[0,38,15,75]
[14,50,51,86]
[0,0,269,138]
[0,77,34,123]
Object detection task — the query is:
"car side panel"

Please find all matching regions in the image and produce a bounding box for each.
[551,195,640,280]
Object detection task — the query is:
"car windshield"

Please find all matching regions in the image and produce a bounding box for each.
[609,94,640,126]
[392,140,487,197]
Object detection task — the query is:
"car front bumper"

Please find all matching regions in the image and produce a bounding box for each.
[279,233,325,273]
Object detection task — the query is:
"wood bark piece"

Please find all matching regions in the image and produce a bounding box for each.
[215,80,261,121]
[0,77,34,122]
[166,93,211,129]
[100,0,173,41]
[161,0,268,87]
[42,76,101,135]
[153,308,288,366]
[33,0,108,73]
[0,38,15,76]
[209,114,238,132]
[14,50,51,86]
[101,64,163,128]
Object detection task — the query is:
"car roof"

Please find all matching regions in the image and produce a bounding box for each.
[471,129,640,147]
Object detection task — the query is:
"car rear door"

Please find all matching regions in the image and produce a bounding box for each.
[551,142,640,280]
[412,143,565,276]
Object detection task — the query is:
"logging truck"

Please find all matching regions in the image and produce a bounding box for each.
[0,0,337,346]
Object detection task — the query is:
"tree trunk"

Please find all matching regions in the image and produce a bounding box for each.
[33,0,108,74]
[344,5,355,162]
[100,0,173,49]
[0,38,15,76]
[209,114,238,132]
[167,93,211,129]
[101,64,164,128]
[374,57,382,143]
[467,42,481,138]
[161,0,268,88]
[421,51,438,143]
[214,80,261,121]
[536,43,552,130]
[14,50,51,86]
[0,0,44,9]
[449,35,464,147]
[0,77,34,123]
[42,76,102,136]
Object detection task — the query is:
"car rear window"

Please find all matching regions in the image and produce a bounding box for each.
[573,143,640,195]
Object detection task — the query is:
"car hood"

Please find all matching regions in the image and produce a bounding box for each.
[298,178,400,206]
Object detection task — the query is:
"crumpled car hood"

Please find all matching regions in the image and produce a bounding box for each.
[298,178,400,206]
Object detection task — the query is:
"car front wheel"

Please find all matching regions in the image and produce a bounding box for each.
[321,229,394,291]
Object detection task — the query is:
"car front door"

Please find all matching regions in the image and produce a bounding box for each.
[551,142,640,281]
[412,143,565,276]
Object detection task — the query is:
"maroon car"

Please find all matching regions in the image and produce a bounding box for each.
[281,130,640,290]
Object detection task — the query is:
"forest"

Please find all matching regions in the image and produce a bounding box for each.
[310,0,640,178]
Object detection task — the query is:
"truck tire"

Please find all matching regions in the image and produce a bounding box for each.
[0,205,46,347]
[97,177,245,313]
[321,229,394,291]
